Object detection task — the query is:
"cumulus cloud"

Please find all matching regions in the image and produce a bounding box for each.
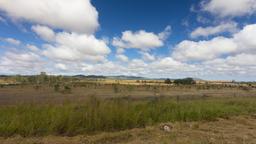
[190,22,238,38]
[116,48,125,54]
[0,0,113,74]
[173,23,256,62]
[112,31,163,50]
[26,44,40,52]
[158,25,172,40]
[140,52,156,61]
[78,57,196,78]
[151,57,187,69]
[172,37,237,61]
[55,63,67,71]
[43,32,111,62]
[201,0,256,17]
[38,23,256,79]
[2,38,21,45]
[32,25,55,42]
[201,53,256,79]
[112,26,171,51]
[224,54,256,67]
[233,24,256,53]
[0,51,44,74]
[0,0,99,34]
[116,54,129,62]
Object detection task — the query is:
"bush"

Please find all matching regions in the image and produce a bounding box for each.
[63,85,72,93]
[174,78,196,85]
[164,78,172,84]
[54,83,60,92]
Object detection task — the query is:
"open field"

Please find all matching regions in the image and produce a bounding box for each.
[0,81,256,105]
[1,97,256,137]
[0,77,256,143]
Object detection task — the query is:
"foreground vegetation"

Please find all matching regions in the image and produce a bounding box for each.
[0,96,256,137]
[2,115,255,144]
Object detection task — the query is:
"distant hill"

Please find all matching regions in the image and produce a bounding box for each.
[71,75,205,81]
[73,75,106,79]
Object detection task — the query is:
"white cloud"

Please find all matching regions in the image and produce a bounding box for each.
[190,22,238,38]
[172,37,237,61]
[158,25,172,40]
[112,31,163,50]
[1,47,255,80]
[0,51,44,74]
[32,25,55,42]
[202,0,256,17]
[151,57,187,69]
[112,26,171,51]
[0,0,99,34]
[26,44,40,52]
[81,61,127,76]
[173,23,256,62]
[3,38,21,45]
[140,52,156,61]
[55,63,67,70]
[223,53,256,66]
[116,48,125,54]
[233,24,256,53]
[116,54,129,62]
[46,53,256,80]
[201,53,256,77]
[43,32,111,62]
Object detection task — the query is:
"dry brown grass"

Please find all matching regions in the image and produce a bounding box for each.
[0,83,256,105]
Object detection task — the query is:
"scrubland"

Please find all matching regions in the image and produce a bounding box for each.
[0,77,256,143]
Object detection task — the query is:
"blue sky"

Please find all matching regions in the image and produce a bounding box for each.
[0,0,256,81]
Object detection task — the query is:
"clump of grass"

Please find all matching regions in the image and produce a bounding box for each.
[0,97,256,137]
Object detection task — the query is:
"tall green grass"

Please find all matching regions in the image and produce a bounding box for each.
[0,96,256,136]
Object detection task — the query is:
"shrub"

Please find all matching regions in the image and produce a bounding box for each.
[164,78,172,84]
[63,85,72,93]
[174,78,196,85]
[54,83,60,92]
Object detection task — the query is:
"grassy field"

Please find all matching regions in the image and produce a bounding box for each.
[2,115,255,144]
[1,96,256,137]
[0,78,256,143]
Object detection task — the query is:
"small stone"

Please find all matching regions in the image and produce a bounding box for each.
[160,124,173,132]
[163,125,171,132]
